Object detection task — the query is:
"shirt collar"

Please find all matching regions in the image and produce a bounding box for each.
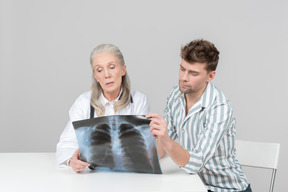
[100,88,123,105]
[198,82,216,109]
[180,82,216,118]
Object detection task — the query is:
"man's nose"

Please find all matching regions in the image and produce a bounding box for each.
[181,71,189,81]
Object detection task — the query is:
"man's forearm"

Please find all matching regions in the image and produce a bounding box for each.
[156,139,166,158]
[159,137,190,167]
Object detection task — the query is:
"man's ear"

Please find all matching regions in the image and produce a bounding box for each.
[207,71,216,82]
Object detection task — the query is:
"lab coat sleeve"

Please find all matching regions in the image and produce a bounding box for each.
[56,95,88,167]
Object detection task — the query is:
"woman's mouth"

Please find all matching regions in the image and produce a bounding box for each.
[106,82,114,86]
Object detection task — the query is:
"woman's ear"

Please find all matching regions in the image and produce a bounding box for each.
[92,72,98,82]
[122,65,126,76]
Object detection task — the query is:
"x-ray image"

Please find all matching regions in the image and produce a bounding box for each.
[72,115,162,174]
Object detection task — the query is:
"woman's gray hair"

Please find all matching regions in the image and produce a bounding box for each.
[90,44,131,117]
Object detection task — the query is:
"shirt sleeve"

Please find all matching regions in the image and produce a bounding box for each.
[56,95,89,167]
[164,87,178,140]
[181,102,234,173]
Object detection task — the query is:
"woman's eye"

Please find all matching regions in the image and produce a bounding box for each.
[97,68,102,73]
[109,65,115,69]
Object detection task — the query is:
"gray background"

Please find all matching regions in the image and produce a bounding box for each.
[0,0,287,191]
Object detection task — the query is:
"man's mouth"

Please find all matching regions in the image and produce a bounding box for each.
[180,82,189,88]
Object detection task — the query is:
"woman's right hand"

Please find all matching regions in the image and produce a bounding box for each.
[69,149,90,172]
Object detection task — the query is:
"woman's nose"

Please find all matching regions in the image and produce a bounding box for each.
[104,69,111,78]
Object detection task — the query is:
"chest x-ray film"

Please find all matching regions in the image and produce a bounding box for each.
[72,115,162,174]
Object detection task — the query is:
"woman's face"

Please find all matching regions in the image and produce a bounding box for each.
[92,51,126,100]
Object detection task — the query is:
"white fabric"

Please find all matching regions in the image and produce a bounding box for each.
[56,89,150,166]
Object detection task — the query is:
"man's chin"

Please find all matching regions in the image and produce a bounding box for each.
[179,87,192,94]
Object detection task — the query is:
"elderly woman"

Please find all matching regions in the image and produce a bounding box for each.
[56,44,150,172]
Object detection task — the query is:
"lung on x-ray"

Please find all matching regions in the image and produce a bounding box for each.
[72,115,162,174]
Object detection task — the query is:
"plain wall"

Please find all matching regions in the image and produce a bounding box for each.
[0,0,287,191]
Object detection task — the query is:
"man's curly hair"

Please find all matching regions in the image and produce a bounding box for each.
[181,39,220,72]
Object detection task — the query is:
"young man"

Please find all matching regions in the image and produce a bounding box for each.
[147,39,252,192]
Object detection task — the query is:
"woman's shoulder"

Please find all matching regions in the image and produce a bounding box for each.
[130,89,148,101]
[68,90,91,119]
[72,90,91,107]
[130,89,150,114]
[78,90,91,99]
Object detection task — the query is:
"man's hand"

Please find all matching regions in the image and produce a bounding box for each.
[146,113,172,158]
[146,113,170,142]
[69,149,90,172]
[146,113,190,167]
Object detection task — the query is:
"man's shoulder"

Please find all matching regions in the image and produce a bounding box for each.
[213,85,229,100]
[209,83,232,107]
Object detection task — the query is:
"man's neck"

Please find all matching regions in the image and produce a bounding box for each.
[184,84,207,115]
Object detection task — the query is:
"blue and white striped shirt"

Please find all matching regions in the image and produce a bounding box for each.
[164,82,249,192]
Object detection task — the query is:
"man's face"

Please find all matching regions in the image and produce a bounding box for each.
[179,59,215,95]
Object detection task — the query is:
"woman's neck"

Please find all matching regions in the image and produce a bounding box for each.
[103,88,121,102]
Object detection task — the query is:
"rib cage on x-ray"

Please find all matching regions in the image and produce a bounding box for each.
[89,123,114,169]
[73,115,162,174]
[119,123,153,172]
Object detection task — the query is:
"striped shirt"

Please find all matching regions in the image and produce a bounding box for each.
[164,82,249,192]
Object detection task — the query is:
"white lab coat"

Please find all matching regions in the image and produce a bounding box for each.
[56,89,150,166]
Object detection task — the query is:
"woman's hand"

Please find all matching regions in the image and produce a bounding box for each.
[69,149,90,172]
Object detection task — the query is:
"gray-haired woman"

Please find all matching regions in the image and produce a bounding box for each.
[56,44,150,172]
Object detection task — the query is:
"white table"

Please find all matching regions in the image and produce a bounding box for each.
[0,153,207,192]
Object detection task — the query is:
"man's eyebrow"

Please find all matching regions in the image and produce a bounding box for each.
[180,64,199,73]
[189,70,199,73]
[180,64,185,69]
